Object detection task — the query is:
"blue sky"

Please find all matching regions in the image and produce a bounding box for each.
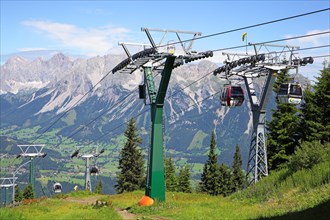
[1,0,329,79]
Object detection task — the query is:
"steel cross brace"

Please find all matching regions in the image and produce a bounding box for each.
[244,69,277,184]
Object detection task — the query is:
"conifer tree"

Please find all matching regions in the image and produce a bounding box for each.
[116,118,145,193]
[23,183,34,199]
[94,179,103,194]
[218,163,232,196]
[231,144,246,192]
[177,165,192,193]
[267,102,300,170]
[300,64,330,143]
[299,87,322,142]
[267,69,301,170]
[313,63,330,143]
[165,157,178,192]
[273,68,292,94]
[200,130,220,195]
[14,185,23,202]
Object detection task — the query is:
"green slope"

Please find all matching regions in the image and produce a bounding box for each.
[1,161,329,220]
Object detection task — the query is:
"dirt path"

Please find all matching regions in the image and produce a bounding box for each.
[116,208,139,220]
[64,195,168,220]
[64,196,140,219]
[115,208,169,220]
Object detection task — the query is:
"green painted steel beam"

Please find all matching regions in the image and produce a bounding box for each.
[29,157,35,192]
[145,56,175,202]
[146,105,165,201]
[5,187,9,206]
[156,56,176,104]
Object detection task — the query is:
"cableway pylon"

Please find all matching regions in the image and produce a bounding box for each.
[214,43,313,184]
[16,145,47,194]
[70,147,104,191]
[0,177,17,206]
[113,27,213,202]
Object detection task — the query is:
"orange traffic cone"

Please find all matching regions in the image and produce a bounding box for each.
[138,195,154,206]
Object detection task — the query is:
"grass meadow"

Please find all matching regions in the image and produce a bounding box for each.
[0,161,329,220]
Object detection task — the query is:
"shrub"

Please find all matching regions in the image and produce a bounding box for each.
[92,200,112,209]
[53,193,68,199]
[23,184,34,199]
[288,141,330,173]
[15,185,23,202]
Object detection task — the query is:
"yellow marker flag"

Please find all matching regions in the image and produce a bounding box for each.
[242,32,247,42]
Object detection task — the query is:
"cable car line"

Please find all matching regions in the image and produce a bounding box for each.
[4,41,329,148]
[3,31,329,182]
[30,69,130,143]
[21,88,221,172]
[6,48,324,189]
[211,31,329,52]
[82,90,222,150]
[297,45,330,52]
[2,7,328,122]
[152,8,330,50]
[166,90,222,123]
[89,88,222,145]
[57,89,139,143]
[83,107,151,146]
[312,54,330,59]
[1,8,328,134]
[31,88,219,190]
[3,40,328,149]
[169,43,329,99]
[49,72,163,148]
[4,8,329,196]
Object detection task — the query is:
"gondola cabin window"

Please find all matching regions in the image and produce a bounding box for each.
[221,85,244,107]
[277,83,303,105]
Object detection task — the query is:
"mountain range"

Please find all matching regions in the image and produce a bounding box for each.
[0,53,310,194]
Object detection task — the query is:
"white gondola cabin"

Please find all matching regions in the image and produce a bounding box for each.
[220,85,245,107]
[53,182,62,193]
[277,83,303,105]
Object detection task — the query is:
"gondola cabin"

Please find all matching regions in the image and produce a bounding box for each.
[53,182,62,193]
[90,166,99,175]
[220,85,245,107]
[277,83,303,105]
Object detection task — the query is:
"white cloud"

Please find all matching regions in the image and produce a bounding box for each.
[22,20,130,56]
[204,51,226,64]
[285,29,330,47]
[18,48,48,52]
[283,29,330,80]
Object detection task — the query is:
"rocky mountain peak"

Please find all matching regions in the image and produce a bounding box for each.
[4,56,29,66]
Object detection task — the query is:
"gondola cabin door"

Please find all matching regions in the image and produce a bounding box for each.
[221,85,244,107]
[53,182,62,193]
[277,83,303,105]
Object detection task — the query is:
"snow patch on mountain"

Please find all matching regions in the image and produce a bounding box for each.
[244,111,254,135]
[56,94,87,114]
[121,71,143,91]
[5,80,49,94]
